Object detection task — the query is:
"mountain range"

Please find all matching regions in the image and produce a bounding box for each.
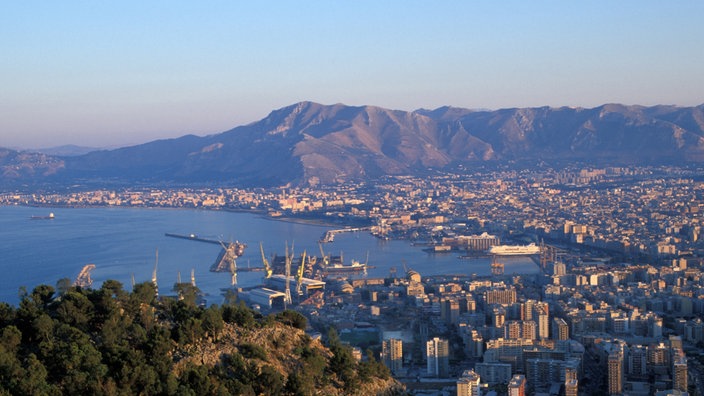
[3,101,704,188]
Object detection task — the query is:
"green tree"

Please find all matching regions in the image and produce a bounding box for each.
[201,305,224,341]
[55,291,94,330]
[55,278,72,296]
[254,365,283,395]
[273,310,307,330]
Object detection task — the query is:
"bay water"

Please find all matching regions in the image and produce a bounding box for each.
[0,205,538,306]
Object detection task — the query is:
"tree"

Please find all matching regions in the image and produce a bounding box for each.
[201,306,224,341]
[55,278,72,297]
[273,310,307,330]
[254,365,283,395]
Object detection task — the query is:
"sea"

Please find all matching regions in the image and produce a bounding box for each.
[0,205,539,306]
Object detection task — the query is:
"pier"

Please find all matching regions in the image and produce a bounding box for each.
[164,233,223,245]
[319,227,370,243]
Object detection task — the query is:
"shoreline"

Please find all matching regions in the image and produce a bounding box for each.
[7,202,364,230]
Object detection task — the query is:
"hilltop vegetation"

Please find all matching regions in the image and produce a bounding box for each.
[0,280,403,395]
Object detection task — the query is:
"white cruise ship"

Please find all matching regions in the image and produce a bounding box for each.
[488,243,541,256]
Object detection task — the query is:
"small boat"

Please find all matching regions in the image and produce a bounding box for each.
[30,212,55,220]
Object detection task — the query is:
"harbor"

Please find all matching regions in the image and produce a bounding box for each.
[0,206,538,306]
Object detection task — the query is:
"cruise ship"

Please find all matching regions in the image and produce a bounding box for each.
[489,243,541,256]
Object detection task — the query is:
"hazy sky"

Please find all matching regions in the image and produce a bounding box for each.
[1,1,703,149]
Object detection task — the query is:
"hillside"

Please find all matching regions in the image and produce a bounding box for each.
[0,281,403,395]
[3,101,704,188]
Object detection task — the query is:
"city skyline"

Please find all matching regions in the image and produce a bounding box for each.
[2,1,703,148]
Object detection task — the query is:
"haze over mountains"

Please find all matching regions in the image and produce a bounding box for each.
[2,101,704,188]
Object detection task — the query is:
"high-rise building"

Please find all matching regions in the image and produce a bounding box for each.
[505,321,522,339]
[441,298,460,324]
[507,374,526,396]
[382,338,403,375]
[522,299,536,321]
[427,337,450,378]
[522,320,537,340]
[608,352,624,395]
[552,317,569,341]
[534,302,550,339]
[628,345,647,378]
[669,335,683,351]
[456,369,482,396]
[492,306,506,328]
[564,367,578,396]
[673,355,688,392]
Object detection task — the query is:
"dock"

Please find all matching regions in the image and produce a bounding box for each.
[319,227,371,243]
[165,233,223,245]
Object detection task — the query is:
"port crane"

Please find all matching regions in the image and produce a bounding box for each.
[152,248,159,296]
[219,241,238,285]
[296,250,307,296]
[284,242,292,307]
[260,242,273,278]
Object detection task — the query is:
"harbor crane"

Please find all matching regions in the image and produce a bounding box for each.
[284,242,292,306]
[220,241,238,286]
[260,242,272,278]
[152,248,159,296]
[296,250,307,296]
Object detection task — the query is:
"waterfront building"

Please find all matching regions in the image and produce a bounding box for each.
[444,232,499,251]
[427,337,450,378]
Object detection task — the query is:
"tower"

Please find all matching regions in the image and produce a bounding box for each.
[552,317,569,341]
[382,338,403,375]
[564,367,578,396]
[426,337,450,378]
[673,355,688,392]
[608,352,623,395]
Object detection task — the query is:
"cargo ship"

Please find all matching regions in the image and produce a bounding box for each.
[488,243,540,256]
[30,212,55,220]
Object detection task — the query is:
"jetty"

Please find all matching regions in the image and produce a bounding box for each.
[74,264,95,288]
[164,233,223,245]
[319,227,370,243]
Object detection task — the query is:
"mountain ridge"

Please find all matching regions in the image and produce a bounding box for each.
[2,101,704,188]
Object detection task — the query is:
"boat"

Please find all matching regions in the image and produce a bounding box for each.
[323,260,367,273]
[30,212,55,220]
[488,243,541,256]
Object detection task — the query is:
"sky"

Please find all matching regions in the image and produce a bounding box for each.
[1,1,703,149]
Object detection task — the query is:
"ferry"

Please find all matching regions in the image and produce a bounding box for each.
[488,243,540,256]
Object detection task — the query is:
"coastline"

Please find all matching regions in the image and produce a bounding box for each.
[9,202,362,230]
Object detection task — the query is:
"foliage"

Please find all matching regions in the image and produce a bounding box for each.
[0,280,398,395]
